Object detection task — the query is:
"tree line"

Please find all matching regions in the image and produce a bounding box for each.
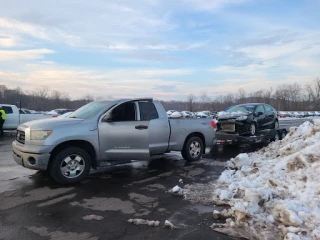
[182,79,320,112]
[1,79,320,112]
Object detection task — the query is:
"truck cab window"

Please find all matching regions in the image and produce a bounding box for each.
[112,102,136,121]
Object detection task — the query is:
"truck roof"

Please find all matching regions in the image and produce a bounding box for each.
[95,98,154,104]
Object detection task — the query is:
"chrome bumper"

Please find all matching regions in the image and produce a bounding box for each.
[12,143,51,171]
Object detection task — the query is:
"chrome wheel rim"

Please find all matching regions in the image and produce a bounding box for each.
[60,154,85,179]
[189,141,201,158]
[275,121,279,128]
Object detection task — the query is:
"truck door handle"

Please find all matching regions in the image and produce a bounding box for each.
[135,125,148,130]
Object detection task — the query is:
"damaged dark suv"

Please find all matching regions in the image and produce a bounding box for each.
[217,103,279,136]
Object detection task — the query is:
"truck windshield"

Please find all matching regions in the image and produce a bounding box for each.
[68,102,109,119]
[226,105,255,114]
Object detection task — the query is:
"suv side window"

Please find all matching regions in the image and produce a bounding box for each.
[112,102,136,121]
[139,102,159,120]
[1,106,13,114]
[255,105,265,114]
[264,105,273,112]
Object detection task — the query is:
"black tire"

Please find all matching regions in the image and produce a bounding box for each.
[181,136,204,162]
[249,123,256,136]
[49,147,91,184]
[273,119,279,129]
[272,131,281,142]
[280,130,287,140]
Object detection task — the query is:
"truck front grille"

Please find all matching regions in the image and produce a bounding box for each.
[16,130,25,144]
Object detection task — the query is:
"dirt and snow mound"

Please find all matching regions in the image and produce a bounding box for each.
[184,120,320,239]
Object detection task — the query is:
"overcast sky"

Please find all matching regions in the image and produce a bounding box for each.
[0,0,319,100]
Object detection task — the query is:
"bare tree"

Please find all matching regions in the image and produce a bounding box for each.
[287,83,301,110]
[306,78,320,110]
[83,94,94,103]
[186,93,196,112]
[0,85,7,98]
[237,88,246,104]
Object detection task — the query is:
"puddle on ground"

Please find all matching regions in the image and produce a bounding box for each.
[27,226,98,240]
[0,187,74,210]
[71,197,136,214]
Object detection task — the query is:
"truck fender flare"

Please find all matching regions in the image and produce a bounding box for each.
[49,140,97,169]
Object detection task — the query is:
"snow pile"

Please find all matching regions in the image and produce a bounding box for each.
[185,120,320,239]
[164,220,177,229]
[82,215,104,220]
[128,219,160,227]
[169,185,183,196]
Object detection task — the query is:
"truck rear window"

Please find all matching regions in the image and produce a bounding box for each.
[1,106,13,114]
[139,102,159,120]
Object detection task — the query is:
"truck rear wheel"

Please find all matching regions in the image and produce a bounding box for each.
[49,147,91,184]
[182,136,203,162]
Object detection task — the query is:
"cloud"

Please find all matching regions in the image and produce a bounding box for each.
[184,0,248,11]
[0,49,54,61]
[153,85,179,92]
[0,36,18,47]
[0,63,193,99]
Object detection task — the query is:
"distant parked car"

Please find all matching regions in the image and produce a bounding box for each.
[57,112,74,119]
[181,111,192,118]
[314,111,320,116]
[278,111,291,118]
[19,108,32,114]
[308,112,315,117]
[47,109,74,117]
[166,110,177,117]
[169,111,183,118]
[293,112,302,118]
[217,103,279,136]
[196,112,209,118]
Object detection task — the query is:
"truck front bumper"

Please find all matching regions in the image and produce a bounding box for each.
[12,141,51,171]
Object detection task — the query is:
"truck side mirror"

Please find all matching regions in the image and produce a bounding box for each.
[102,111,113,122]
[258,112,264,116]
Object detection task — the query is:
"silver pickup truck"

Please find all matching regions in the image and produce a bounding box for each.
[12,98,216,184]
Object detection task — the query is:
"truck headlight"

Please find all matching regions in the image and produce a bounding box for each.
[30,130,53,140]
[236,116,248,121]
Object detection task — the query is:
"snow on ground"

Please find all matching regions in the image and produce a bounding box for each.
[279,116,320,121]
[82,215,104,221]
[183,120,320,239]
[278,117,299,121]
[128,219,160,227]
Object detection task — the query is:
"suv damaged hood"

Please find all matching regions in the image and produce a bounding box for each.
[22,118,84,129]
[218,112,251,120]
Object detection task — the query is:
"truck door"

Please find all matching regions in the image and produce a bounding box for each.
[98,99,151,161]
[144,101,170,155]
[264,104,275,128]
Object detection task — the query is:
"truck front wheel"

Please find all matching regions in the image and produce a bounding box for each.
[49,147,91,184]
[182,136,203,162]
